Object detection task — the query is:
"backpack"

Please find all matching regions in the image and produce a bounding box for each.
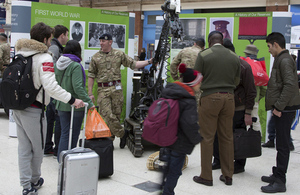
[240,56,269,86]
[0,54,41,110]
[142,98,180,147]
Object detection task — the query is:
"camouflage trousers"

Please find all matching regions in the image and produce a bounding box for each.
[97,86,124,138]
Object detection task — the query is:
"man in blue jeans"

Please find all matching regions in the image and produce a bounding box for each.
[262,114,294,151]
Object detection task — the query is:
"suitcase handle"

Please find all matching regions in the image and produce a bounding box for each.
[69,103,89,150]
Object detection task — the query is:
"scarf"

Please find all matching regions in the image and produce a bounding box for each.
[63,54,86,86]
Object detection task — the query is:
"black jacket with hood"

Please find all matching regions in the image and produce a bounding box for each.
[161,81,202,154]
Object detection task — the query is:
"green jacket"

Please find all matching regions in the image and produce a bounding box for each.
[265,50,300,111]
[54,58,94,111]
[194,44,240,97]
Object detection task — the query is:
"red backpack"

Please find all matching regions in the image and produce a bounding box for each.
[240,56,269,86]
[142,98,179,147]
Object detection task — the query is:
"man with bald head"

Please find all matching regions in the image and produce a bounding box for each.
[193,31,240,186]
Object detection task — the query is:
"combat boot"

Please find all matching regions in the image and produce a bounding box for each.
[120,130,128,149]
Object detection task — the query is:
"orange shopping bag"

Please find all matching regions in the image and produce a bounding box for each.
[85,109,111,139]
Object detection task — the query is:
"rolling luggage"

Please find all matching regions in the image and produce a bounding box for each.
[80,137,114,178]
[57,104,99,195]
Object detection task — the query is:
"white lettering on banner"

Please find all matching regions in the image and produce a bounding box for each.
[50,11,68,17]
[34,9,80,18]
[35,9,49,16]
[69,13,80,18]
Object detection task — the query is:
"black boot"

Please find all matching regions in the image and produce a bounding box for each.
[120,130,128,149]
[262,140,275,148]
[261,177,286,193]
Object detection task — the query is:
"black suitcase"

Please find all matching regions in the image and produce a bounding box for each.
[80,137,114,178]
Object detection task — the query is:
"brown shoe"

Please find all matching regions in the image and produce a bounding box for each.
[219,175,232,185]
[193,176,213,186]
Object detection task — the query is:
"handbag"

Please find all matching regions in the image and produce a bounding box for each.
[85,109,111,139]
[234,127,262,159]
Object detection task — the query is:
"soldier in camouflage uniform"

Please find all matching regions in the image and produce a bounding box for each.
[0,33,10,77]
[170,38,205,81]
[88,33,152,149]
[170,37,205,108]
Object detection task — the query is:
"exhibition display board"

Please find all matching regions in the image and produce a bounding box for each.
[11,1,135,122]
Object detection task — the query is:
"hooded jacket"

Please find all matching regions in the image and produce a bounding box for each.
[48,38,64,63]
[161,82,202,154]
[54,56,93,111]
[265,50,300,111]
[15,38,73,106]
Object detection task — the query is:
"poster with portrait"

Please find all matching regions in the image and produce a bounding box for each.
[88,22,126,49]
[70,21,85,44]
[171,18,206,49]
[209,18,234,41]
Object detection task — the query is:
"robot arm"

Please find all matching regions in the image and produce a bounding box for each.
[126,0,184,157]
[169,0,181,14]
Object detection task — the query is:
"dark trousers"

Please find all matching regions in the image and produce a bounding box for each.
[44,101,61,155]
[213,110,246,169]
[162,150,186,195]
[267,114,293,143]
[272,111,295,184]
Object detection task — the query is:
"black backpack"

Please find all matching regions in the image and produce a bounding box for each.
[0,54,41,110]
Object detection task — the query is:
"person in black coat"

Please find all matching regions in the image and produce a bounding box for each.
[139,48,146,61]
[160,63,203,195]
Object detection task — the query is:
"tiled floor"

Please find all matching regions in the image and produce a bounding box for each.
[0,108,300,195]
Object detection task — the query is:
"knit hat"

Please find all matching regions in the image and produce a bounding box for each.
[244,44,258,55]
[178,63,203,87]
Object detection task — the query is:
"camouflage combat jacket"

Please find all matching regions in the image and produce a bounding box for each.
[170,45,202,81]
[0,42,10,68]
[88,48,136,83]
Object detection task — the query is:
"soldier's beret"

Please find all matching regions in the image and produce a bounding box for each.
[99,33,112,40]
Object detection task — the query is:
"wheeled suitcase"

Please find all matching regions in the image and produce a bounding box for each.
[57,104,99,195]
[80,138,114,178]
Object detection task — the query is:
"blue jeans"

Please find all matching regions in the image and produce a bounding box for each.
[162,150,186,195]
[57,110,84,162]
